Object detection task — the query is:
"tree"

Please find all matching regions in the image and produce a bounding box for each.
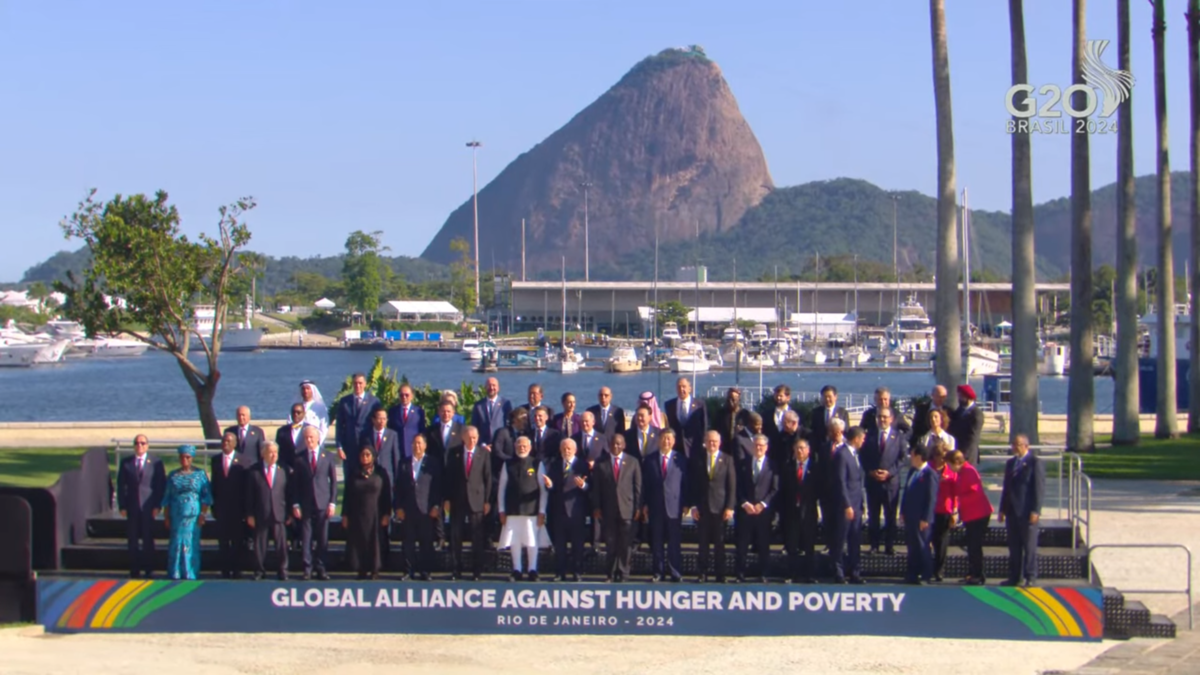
[1152,0,1178,439]
[1187,0,1200,433]
[1009,0,1039,443]
[1113,0,1141,445]
[226,251,265,309]
[929,0,963,404]
[652,301,691,328]
[1067,0,1095,453]
[56,190,255,440]
[342,230,389,323]
[448,237,476,315]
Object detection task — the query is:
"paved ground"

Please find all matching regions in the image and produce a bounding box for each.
[1054,603,1200,674]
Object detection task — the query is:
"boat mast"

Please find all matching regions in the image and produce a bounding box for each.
[654,224,661,400]
[853,255,859,346]
[560,256,567,351]
[734,257,741,385]
[693,256,700,394]
[962,188,971,347]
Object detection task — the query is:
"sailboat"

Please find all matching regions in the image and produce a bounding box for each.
[802,252,827,364]
[961,189,1001,377]
[547,257,578,373]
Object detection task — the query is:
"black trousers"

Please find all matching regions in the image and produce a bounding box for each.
[696,510,727,578]
[125,509,156,577]
[1005,514,1039,582]
[603,517,635,578]
[865,483,899,552]
[214,514,246,577]
[932,513,953,578]
[253,521,288,577]
[827,508,862,581]
[403,513,436,577]
[449,509,486,576]
[964,515,990,580]
[551,513,587,576]
[783,504,817,580]
[300,511,330,574]
[649,514,683,579]
[735,510,771,578]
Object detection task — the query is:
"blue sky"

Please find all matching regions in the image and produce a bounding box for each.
[0,1,1192,282]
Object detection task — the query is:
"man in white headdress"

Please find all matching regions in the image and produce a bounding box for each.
[497,436,550,581]
[294,380,329,446]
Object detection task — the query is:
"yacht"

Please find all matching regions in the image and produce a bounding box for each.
[188,302,263,352]
[720,326,745,345]
[74,336,149,358]
[802,347,828,365]
[37,320,87,341]
[460,338,481,360]
[660,321,682,346]
[843,346,872,364]
[669,341,710,373]
[606,346,643,373]
[742,350,774,368]
[0,341,43,367]
[1039,342,1067,376]
[965,345,1003,377]
[748,323,770,345]
[886,295,937,358]
[826,332,848,349]
[547,346,580,373]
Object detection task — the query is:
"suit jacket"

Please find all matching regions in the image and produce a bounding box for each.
[807,405,850,448]
[573,429,609,465]
[999,453,1045,519]
[768,430,804,471]
[290,448,339,515]
[859,425,908,496]
[901,464,939,525]
[360,426,402,487]
[949,403,985,463]
[762,406,794,443]
[471,396,512,446]
[692,451,737,515]
[544,455,591,520]
[733,429,757,464]
[385,403,427,456]
[395,453,444,514]
[831,445,865,513]
[446,444,492,513]
[664,396,709,458]
[223,424,267,464]
[779,454,819,515]
[334,393,381,456]
[117,454,166,515]
[622,425,659,461]
[552,412,584,438]
[246,462,289,525]
[274,423,305,468]
[425,419,464,465]
[489,427,520,468]
[642,450,689,518]
[209,451,249,521]
[586,404,626,439]
[737,455,779,512]
[526,425,563,463]
[518,401,553,419]
[714,406,751,451]
[591,452,642,521]
[859,405,912,436]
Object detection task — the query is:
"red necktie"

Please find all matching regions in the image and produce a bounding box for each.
[661,454,668,476]
[614,457,620,482]
[796,465,804,505]
[402,407,409,425]
[266,467,273,488]
[465,449,473,475]
[311,452,317,472]
[376,431,383,451]
[224,456,230,478]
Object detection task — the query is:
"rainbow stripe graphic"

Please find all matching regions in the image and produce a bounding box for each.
[963,586,1103,638]
[39,579,203,630]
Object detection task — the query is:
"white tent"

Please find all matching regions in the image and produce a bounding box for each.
[377,300,462,323]
[314,298,336,309]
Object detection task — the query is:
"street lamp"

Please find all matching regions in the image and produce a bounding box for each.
[466,140,482,313]
[581,181,593,282]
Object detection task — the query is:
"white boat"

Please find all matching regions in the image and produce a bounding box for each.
[844,346,872,364]
[748,323,769,345]
[661,321,682,346]
[965,345,1003,377]
[882,349,908,365]
[1038,342,1067,376]
[37,320,87,341]
[826,332,848,349]
[78,336,150,358]
[461,338,481,360]
[0,341,42,367]
[802,348,828,365]
[721,326,745,345]
[743,351,774,368]
[547,348,580,374]
[886,295,937,358]
[669,342,710,373]
[766,337,794,362]
[606,346,643,373]
[187,301,263,352]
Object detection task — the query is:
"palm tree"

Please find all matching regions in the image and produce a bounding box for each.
[1067,0,1095,453]
[929,0,962,401]
[1008,0,1038,444]
[1113,0,1141,445]
[1151,0,1178,439]
[1187,0,1200,433]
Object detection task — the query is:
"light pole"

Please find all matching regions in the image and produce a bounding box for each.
[466,140,482,313]
[581,181,592,282]
[891,193,900,313]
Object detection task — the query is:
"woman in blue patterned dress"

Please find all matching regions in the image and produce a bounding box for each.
[161,445,212,580]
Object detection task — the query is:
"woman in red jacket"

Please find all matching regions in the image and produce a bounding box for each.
[948,449,993,585]
[929,442,958,582]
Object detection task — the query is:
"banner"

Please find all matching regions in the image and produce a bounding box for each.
[38,578,1102,640]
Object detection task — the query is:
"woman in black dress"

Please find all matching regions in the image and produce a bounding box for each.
[342,446,392,579]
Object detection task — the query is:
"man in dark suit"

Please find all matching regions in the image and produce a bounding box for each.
[471,376,511,449]
[860,407,908,556]
[999,434,1045,587]
[246,441,290,580]
[807,385,850,449]
[395,434,443,580]
[910,385,948,450]
[665,377,708,459]
[829,425,867,584]
[859,386,912,437]
[761,384,794,444]
[735,434,778,583]
[900,445,939,584]
[623,405,659,461]
[586,386,625,441]
[291,426,339,580]
[642,429,688,582]
[275,404,307,470]
[361,408,400,563]
[780,437,819,583]
[517,382,552,419]
[544,438,591,581]
[735,412,764,463]
[386,384,426,461]
[526,406,562,463]
[574,412,608,468]
[445,426,492,580]
[426,401,463,548]
[713,387,750,452]
[691,430,737,583]
[949,384,985,466]
[591,435,642,581]
[553,391,584,438]
[224,406,267,464]
[210,431,249,578]
[117,435,166,579]
[769,411,805,471]
[335,373,381,475]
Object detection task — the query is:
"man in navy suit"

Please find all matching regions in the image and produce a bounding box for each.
[526,406,562,463]
[210,430,249,578]
[291,426,339,580]
[900,445,939,584]
[623,405,659,461]
[692,430,737,583]
[386,384,426,461]
[517,382,552,419]
[642,429,688,582]
[861,407,908,556]
[665,377,708,459]
[395,434,443,580]
[829,425,867,584]
[117,434,166,579]
[544,438,591,581]
[807,385,850,450]
[335,373,381,475]
[780,438,819,583]
[735,434,778,582]
[999,434,1045,587]
[761,384,794,444]
[426,401,463,548]
[586,386,625,441]
[246,441,290,580]
[471,377,511,449]
[223,406,267,464]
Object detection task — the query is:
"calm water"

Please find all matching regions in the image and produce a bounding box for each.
[0,348,1111,422]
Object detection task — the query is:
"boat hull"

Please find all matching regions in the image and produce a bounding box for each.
[669,358,710,374]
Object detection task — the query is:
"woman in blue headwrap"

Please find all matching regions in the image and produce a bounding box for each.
[162,444,212,580]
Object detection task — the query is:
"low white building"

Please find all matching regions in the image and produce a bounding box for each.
[377,300,462,323]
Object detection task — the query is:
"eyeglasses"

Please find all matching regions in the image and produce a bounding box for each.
[134,441,148,446]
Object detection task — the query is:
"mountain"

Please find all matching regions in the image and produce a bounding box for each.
[419,46,774,276]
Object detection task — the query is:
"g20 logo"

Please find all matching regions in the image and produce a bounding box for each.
[1004,39,1133,135]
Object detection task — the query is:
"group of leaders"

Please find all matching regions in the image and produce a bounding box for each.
[117,375,1045,587]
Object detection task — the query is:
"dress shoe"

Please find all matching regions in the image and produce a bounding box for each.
[735,575,746,584]
[849,577,866,585]
[369,572,379,581]
[999,579,1020,587]
[966,578,985,586]
[570,574,581,582]
[472,573,481,581]
[696,575,708,584]
[316,571,330,581]
[669,574,683,583]
[604,575,614,583]
[834,577,848,584]
[614,573,625,583]
[302,572,312,581]
[717,576,729,584]
[527,571,539,582]
[650,574,663,583]
[253,572,265,581]
[277,573,288,581]
[1023,579,1037,587]
[356,572,368,580]
[451,572,463,581]
[932,574,943,583]
[757,576,768,584]
[905,579,925,586]
[511,571,524,582]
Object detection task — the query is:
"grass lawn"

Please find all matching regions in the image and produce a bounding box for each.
[1080,434,1200,481]
[0,448,90,488]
